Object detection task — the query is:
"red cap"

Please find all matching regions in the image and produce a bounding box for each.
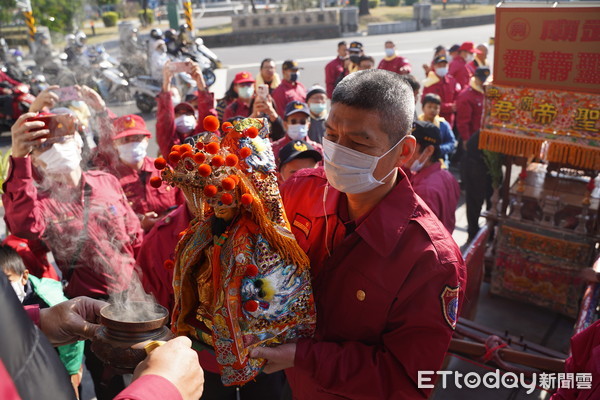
[458,41,482,54]
[174,102,195,115]
[233,71,255,84]
[112,114,152,140]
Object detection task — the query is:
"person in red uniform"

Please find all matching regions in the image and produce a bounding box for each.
[449,41,481,89]
[422,55,461,127]
[377,40,411,75]
[5,112,145,399]
[551,320,600,400]
[324,41,347,98]
[250,70,466,399]
[156,60,216,158]
[222,71,256,121]
[4,112,143,299]
[108,114,184,231]
[407,120,461,233]
[271,101,323,161]
[455,66,490,144]
[271,60,307,117]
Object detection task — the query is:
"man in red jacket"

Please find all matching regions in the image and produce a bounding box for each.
[455,66,490,144]
[422,55,461,126]
[272,60,307,117]
[251,70,466,399]
[377,40,411,75]
[449,41,481,89]
[324,41,347,98]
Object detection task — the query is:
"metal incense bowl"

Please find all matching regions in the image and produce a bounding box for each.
[91,302,175,373]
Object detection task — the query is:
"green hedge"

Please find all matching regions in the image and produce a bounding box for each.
[385,0,400,5]
[138,9,154,24]
[368,0,379,8]
[102,12,119,27]
[404,0,418,5]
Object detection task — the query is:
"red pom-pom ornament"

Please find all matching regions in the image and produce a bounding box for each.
[205,142,220,155]
[221,193,233,205]
[225,154,239,167]
[239,147,252,158]
[203,116,220,132]
[241,193,253,206]
[149,176,163,188]
[198,164,212,177]
[245,126,259,138]
[154,157,167,170]
[168,151,181,163]
[211,155,224,167]
[193,153,206,164]
[221,177,236,191]
[243,300,259,312]
[204,185,218,197]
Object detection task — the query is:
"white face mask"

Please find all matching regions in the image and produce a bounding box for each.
[435,67,448,77]
[238,85,254,99]
[385,48,395,57]
[117,140,148,165]
[323,137,401,194]
[37,136,83,175]
[410,153,427,173]
[175,115,196,134]
[11,278,26,303]
[287,124,308,141]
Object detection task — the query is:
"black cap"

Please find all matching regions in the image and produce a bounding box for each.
[284,101,310,118]
[278,140,323,169]
[449,44,460,53]
[474,66,491,83]
[412,120,441,158]
[433,55,448,64]
[282,60,303,71]
[306,85,327,102]
[348,41,363,53]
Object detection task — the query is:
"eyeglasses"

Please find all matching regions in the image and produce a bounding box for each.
[288,119,307,125]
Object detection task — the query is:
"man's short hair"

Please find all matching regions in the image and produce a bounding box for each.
[401,74,421,93]
[385,40,394,46]
[260,58,274,69]
[332,70,415,144]
[0,245,26,276]
[337,41,347,48]
[422,93,442,106]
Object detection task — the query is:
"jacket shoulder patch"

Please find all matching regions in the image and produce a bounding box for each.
[440,285,459,330]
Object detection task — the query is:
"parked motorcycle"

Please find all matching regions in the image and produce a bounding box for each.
[0,81,35,133]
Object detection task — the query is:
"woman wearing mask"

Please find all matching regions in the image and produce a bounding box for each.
[110,115,184,232]
[271,101,323,161]
[223,71,286,140]
[156,60,216,158]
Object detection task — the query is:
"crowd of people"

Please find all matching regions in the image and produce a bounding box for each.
[4,34,589,400]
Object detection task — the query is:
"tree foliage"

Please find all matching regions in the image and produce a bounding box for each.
[0,0,17,26]
[32,0,84,33]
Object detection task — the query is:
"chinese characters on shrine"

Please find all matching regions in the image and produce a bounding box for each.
[496,8,600,93]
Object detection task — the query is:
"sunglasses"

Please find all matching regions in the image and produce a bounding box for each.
[288,119,307,125]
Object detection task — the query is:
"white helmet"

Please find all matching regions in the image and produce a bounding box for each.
[65,34,76,47]
[75,31,87,47]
